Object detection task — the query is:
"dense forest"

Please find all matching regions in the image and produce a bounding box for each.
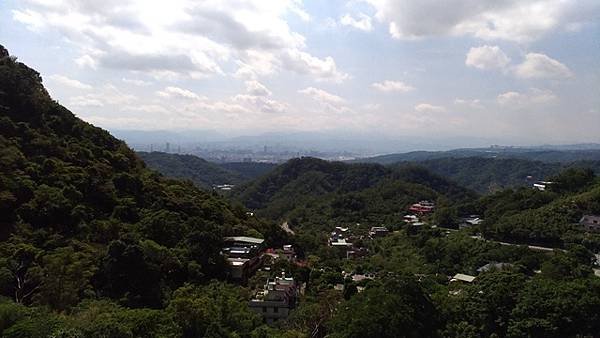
[141,150,600,196]
[450,168,600,249]
[2,45,600,338]
[220,162,278,180]
[234,157,473,225]
[406,157,600,194]
[138,151,277,189]
[137,151,245,188]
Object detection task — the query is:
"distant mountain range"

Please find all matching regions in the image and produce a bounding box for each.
[139,149,600,195]
[353,147,600,165]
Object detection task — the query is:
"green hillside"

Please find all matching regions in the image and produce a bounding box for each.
[411,157,563,194]
[137,151,244,188]
[439,167,600,249]
[234,157,474,229]
[0,45,285,335]
[220,161,277,180]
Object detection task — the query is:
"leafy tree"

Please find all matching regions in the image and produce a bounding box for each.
[327,276,440,338]
[166,282,262,338]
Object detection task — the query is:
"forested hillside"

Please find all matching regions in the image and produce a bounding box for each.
[438,167,600,249]
[137,151,277,189]
[412,157,599,194]
[0,45,285,336]
[220,161,277,180]
[234,157,474,228]
[137,151,244,188]
[232,159,600,337]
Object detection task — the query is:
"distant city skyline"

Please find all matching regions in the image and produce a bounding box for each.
[1,0,599,145]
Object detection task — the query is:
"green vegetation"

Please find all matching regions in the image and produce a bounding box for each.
[137,151,244,188]
[220,162,278,180]
[0,45,288,336]
[433,167,600,249]
[411,157,600,194]
[137,151,277,189]
[235,157,473,225]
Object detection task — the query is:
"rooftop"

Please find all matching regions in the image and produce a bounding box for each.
[224,236,265,245]
[451,273,476,283]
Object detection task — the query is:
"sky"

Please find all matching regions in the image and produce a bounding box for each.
[1,0,599,146]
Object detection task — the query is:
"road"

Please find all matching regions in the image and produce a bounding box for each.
[469,235,564,252]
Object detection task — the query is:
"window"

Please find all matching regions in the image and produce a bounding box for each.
[262,306,267,313]
[274,307,279,313]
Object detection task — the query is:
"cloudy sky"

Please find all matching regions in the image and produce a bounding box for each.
[1,0,599,145]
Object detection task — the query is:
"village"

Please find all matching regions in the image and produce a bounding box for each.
[221,192,600,325]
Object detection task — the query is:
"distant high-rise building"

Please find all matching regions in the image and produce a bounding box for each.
[166,142,170,152]
[264,145,268,153]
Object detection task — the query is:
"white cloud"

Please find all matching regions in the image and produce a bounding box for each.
[13,0,347,82]
[454,98,484,109]
[514,53,573,79]
[415,103,446,113]
[11,9,45,31]
[232,94,288,113]
[282,50,350,83]
[340,13,373,31]
[298,87,345,104]
[245,80,272,96]
[75,55,97,69]
[122,78,152,86]
[465,45,510,70]
[371,80,414,93]
[47,74,92,90]
[497,88,557,106]
[69,95,104,107]
[363,103,381,111]
[365,0,598,42]
[156,86,201,100]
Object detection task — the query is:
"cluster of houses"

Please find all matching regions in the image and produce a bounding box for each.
[248,272,299,325]
[222,236,265,282]
[409,200,435,214]
[403,214,425,226]
[328,225,390,258]
[222,236,302,324]
[402,200,436,227]
[328,226,353,248]
[328,226,366,259]
[264,244,297,263]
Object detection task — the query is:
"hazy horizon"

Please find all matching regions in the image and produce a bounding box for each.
[110,128,600,155]
[1,0,599,146]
